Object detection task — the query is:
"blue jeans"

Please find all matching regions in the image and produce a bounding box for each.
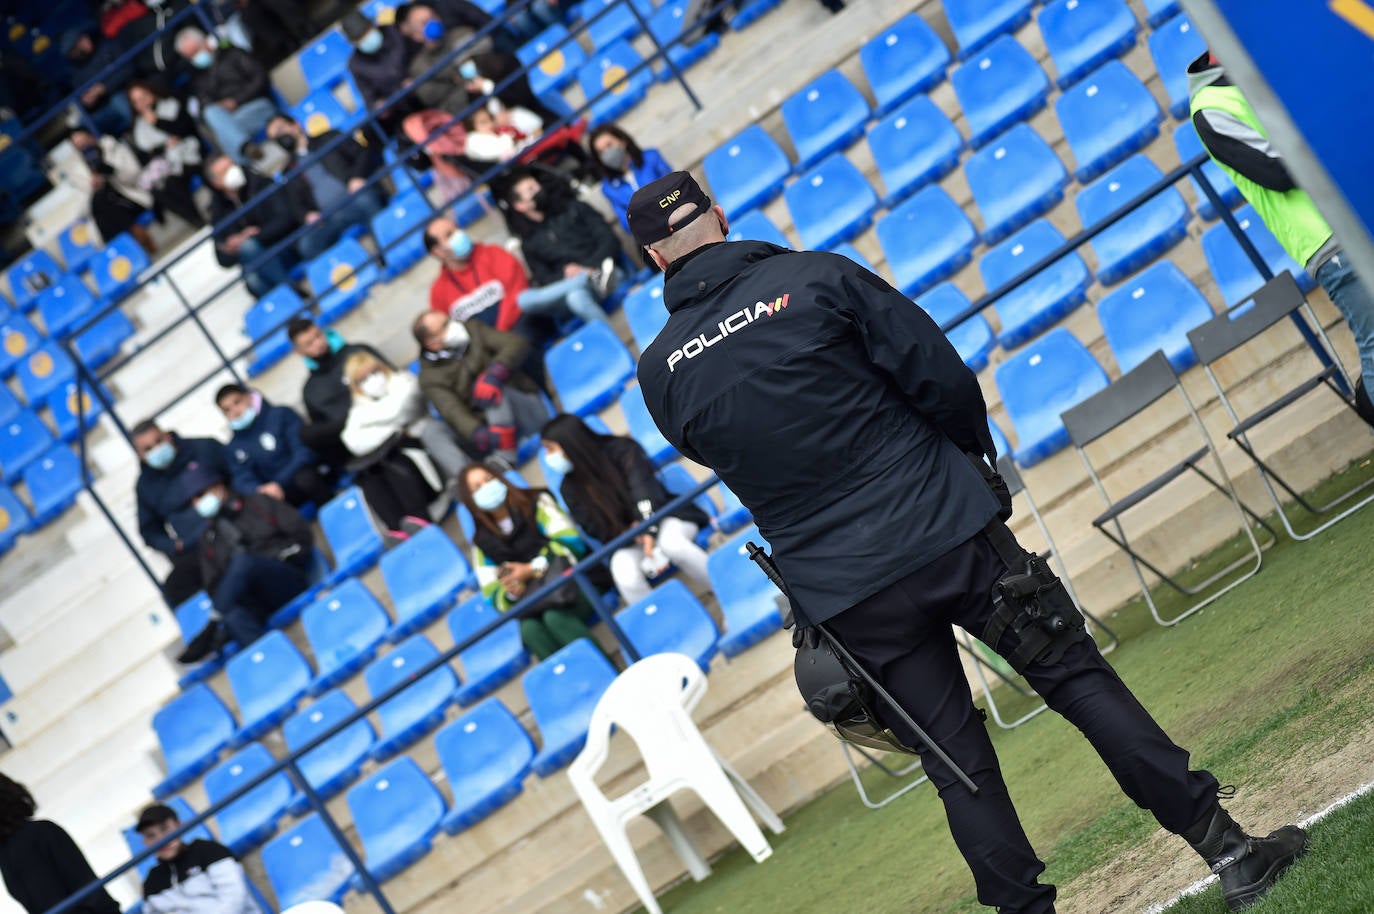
[203,97,278,163]
[517,273,611,325]
[296,187,388,261]
[239,236,296,297]
[212,551,309,647]
[1314,252,1374,393]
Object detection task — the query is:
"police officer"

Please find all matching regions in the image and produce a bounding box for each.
[627,172,1307,914]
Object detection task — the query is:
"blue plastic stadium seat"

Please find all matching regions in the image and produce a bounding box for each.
[616,579,719,670]
[0,313,43,376]
[712,482,752,535]
[546,321,636,416]
[262,815,354,909]
[648,0,719,77]
[151,684,238,799]
[0,387,19,426]
[366,635,458,761]
[1098,261,1213,374]
[46,380,104,442]
[918,283,996,373]
[204,743,293,855]
[22,445,81,525]
[982,219,1092,349]
[300,29,353,90]
[33,273,96,338]
[867,96,963,208]
[525,638,618,776]
[72,310,135,369]
[1056,60,1162,183]
[621,385,676,466]
[1143,0,1181,27]
[623,281,668,349]
[990,420,1012,461]
[702,125,791,218]
[1077,155,1190,285]
[876,185,978,298]
[726,211,789,248]
[995,327,1110,467]
[1174,121,1244,221]
[1149,14,1206,119]
[226,630,313,745]
[244,285,305,378]
[380,525,473,642]
[302,579,391,695]
[320,487,385,581]
[730,0,784,29]
[944,0,1033,58]
[434,699,535,834]
[283,690,377,814]
[307,238,379,323]
[173,591,237,689]
[371,191,431,281]
[1039,0,1137,89]
[1201,204,1316,307]
[265,548,332,629]
[831,244,875,273]
[860,13,949,116]
[951,35,1050,148]
[784,154,878,252]
[449,596,531,705]
[578,41,652,125]
[88,233,150,303]
[781,70,870,170]
[57,219,99,273]
[4,249,62,312]
[584,0,643,47]
[0,485,33,555]
[122,797,212,881]
[707,527,784,656]
[518,25,586,96]
[965,122,1069,245]
[659,462,720,545]
[0,412,54,483]
[347,756,445,883]
[292,88,356,138]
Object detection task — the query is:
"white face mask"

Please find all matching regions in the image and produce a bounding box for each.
[222,164,246,191]
[359,372,388,399]
[443,320,470,353]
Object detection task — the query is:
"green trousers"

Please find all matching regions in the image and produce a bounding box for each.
[520,608,593,660]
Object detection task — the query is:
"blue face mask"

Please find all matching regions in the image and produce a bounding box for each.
[145,440,176,470]
[190,48,214,69]
[473,478,508,512]
[229,406,257,432]
[194,492,222,518]
[458,60,479,80]
[357,30,384,54]
[447,230,473,260]
[544,449,573,476]
[422,19,444,42]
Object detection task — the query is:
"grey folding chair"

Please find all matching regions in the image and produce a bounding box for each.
[1062,350,1276,627]
[1187,271,1374,541]
[838,742,928,810]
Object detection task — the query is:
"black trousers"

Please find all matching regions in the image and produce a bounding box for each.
[161,548,204,609]
[825,532,1220,914]
[284,463,339,509]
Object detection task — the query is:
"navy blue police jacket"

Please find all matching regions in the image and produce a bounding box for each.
[638,241,1001,626]
[227,401,318,494]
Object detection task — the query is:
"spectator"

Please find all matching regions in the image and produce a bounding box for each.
[66,127,156,254]
[456,51,561,125]
[205,153,307,297]
[541,414,710,603]
[456,461,594,659]
[413,310,548,463]
[342,10,423,130]
[588,124,673,233]
[426,0,550,53]
[0,774,120,914]
[497,167,621,326]
[288,318,391,462]
[230,0,315,68]
[462,104,543,164]
[132,419,233,609]
[137,803,257,914]
[397,3,495,113]
[59,23,148,134]
[177,464,313,660]
[127,80,205,229]
[342,348,470,479]
[216,384,337,509]
[175,28,278,164]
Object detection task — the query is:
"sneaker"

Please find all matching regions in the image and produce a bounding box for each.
[176,621,229,665]
[400,515,432,537]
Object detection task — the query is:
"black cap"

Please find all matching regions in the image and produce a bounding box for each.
[625,171,713,248]
[179,462,223,501]
[341,10,374,41]
[136,804,178,832]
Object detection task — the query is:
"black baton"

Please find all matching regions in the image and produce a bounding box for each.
[746,541,980,795]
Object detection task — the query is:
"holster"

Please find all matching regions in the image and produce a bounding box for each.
[980,520,1086,674]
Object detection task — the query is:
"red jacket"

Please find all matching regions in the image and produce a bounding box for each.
[428,243,531,332]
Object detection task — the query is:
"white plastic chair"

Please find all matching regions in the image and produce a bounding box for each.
[567,652,785,914]
[280,903,345,914]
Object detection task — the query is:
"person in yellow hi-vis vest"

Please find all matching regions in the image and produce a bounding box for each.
[1188,50,1374,425]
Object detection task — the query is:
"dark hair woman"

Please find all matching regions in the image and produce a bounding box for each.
[456,462,595,659]
[0,774,120,914]
[540,414,710,605]
[586,124,673,234]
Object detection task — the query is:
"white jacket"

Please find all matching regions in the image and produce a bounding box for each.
[341,370,428,456]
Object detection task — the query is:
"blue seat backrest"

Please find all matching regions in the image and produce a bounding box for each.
[262,815,354,909]
[994,327,1110,467]
[522,639,617,752]
[859,13,949,115]
[152,684,237,771]
[433,699,535,793]
[545,321,636,416]
[1098,261,1214,374]
[701,125,791,218]
[615,578,719,668]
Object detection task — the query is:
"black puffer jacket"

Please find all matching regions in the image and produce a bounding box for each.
[198,492,313,592]
[520,197,623,287]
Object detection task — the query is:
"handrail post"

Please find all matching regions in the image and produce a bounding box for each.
[625,0,703,112]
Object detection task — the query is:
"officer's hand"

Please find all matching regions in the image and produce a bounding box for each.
[791,626,821,650]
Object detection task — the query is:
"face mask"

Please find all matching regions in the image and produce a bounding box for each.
[531,187,552,211]
[357,30,383,54]
[598,144,627,172]
[443,320,471,352]
[359,373,388,399]
[228,405,257,431]
[458,60,479,80]
[422,19,444,42]
[275,133,301,154]
[473,478,508,512]
[222,164,246,191]
[191,48,214,69]
[145,440,176,470]
[194,492,222,518]
[545,449,573,476]
[447,230,473,260]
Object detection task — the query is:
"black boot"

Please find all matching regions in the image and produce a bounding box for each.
[1354,379,1374,428]
[176,621,229,665]
[1183,806,1309,911]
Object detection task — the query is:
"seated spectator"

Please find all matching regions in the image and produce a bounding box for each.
[497,168,621,326]
[413,310,548,464]
[177,464,313,660]
[342,349,470,478]
[588,124,673,233]
[175,28,278,164]
[133,420,233,609]
[0,774,120,914]
[541,414,710,604]
[66,128,156,255]
[424,0,551,55]
[457,51,561,125]
[59,23,148,134]
[288,318,393,465]
[342,10,424,131]
[397,3,496,113]
[127,80,205,229]
[457,461,594,659]
[205,154,306,297]
[462,104,543,164]
[230,0,315,68]
[216,384,337,509]
[137,803,258,914]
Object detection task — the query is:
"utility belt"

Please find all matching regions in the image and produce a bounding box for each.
[979,519,1087,674]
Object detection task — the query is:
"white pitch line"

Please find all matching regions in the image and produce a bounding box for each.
[1143,780,1374,914]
